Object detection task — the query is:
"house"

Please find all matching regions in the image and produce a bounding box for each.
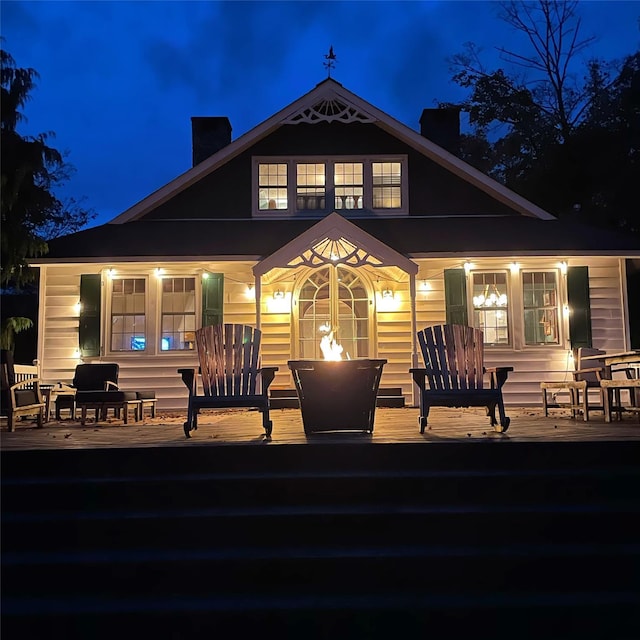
[32,78,640,411]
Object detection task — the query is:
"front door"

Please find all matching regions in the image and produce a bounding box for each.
[297,265,370,360]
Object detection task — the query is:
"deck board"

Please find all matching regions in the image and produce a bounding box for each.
[1,406,639,451]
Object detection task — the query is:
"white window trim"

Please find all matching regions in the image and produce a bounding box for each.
[253,155,409,218]
[157,273,200,354]
[468,269,512,348]
[105,273,151,355]
[520,268,565,348]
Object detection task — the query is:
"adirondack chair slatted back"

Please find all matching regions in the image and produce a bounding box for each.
[417,324,485,391]
[196,324,262,398]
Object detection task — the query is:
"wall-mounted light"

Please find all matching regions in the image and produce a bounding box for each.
[559,261,568,275]
[419,279,431,291]
[510,262,520,274]
[464,261,473,274]
[273,289,285,300]
[267,290,291,313]
[155,268,164,277]
[74,301,82,314]
[245,283,255,299]
[73,348,81,359]
[202,272,210,280]
[563,304,571,316]
[106,268,115,278]
[382,289,393,299]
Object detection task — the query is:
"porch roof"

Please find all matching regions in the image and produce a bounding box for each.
[37,216,640,264]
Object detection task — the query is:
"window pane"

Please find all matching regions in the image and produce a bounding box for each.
[471,272,509,345]
[335,163,364,210]
[111,279,146,352]
[161,277,196,351]
[296,163,326,210]
[523,271,559,345]
[372,162,402,209]
[259,163,288,210]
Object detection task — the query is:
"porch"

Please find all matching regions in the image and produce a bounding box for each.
[2,405,639,451]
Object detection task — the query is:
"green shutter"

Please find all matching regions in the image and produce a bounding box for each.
[444,268,468,325]
[202,273,224,327]
[567,266,592,348]
[79,274,101,357]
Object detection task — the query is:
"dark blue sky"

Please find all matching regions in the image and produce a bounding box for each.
[2,1,639,229]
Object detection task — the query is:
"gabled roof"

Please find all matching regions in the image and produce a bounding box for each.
[253,212,418,278]
[110,78,555,224]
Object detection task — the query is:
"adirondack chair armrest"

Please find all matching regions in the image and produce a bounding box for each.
[572,366,607,381]
[10,377,44,403]
[258,366,278,392]
[177,368,197,396]
[409,368,431,387]
[104,380,119,390]
[484,367,513,389]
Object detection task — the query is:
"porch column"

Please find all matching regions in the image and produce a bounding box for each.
[255,276,262,330]
[409,272,419,407]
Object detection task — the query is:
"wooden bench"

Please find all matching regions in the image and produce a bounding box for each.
[410,324,513,433]
[178,324,278,438]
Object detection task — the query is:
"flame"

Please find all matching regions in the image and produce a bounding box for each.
[320,332,343,361]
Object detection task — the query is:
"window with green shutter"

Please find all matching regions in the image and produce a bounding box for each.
[202,273,224,327]
[444,268,468,326]
[567,266,592,348]
[79,274,101,357]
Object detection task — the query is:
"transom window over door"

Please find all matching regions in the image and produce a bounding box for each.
[298,266,369,359]
[111,278,146,351]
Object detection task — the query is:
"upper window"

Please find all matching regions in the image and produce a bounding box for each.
[254,156,407,216]
[523,271,560,345]
[110,278,146,351]
[258,163,287,210]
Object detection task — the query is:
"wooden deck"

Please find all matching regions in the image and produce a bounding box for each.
[1,405,639,451]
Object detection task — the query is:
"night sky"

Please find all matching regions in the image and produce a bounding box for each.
[2,0,639,229]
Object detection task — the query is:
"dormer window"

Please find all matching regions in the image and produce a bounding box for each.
[258,163,288,210]
[254,156,407,217]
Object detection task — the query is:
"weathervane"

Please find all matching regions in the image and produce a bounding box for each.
[323,45,337,78]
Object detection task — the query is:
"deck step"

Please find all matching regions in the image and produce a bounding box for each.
[2,441,639,639]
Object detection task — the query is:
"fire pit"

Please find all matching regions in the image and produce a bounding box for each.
[287,359,387,434]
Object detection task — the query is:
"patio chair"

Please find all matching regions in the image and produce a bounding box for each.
[410,324,513,433]
[57,363,140,425]
[178,323,278,439]
[1,349,45,432]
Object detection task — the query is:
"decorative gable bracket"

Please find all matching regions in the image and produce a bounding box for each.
[283,97,377,125]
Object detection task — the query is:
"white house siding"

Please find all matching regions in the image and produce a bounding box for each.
[37,256,629,412]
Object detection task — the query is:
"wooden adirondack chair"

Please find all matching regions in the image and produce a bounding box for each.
[410,324,513,433]
[178,324,278,438]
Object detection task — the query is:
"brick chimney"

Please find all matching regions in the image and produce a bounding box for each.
[419,108,460,155]
[191,117,232,166]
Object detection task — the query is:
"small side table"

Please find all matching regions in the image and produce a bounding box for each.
[42,383,76,423]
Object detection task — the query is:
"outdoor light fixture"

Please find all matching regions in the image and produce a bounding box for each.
[274,289,285,300]
[560,261,568,275]
[202,272,210,280]
[107,268,115,278]
[382,289,393,299]
[510,262,520,273]
[74,301,82,314]
[464,261,472,274]
[155,268,164,277]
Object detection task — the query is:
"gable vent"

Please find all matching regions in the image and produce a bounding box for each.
[284,98,376,125]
